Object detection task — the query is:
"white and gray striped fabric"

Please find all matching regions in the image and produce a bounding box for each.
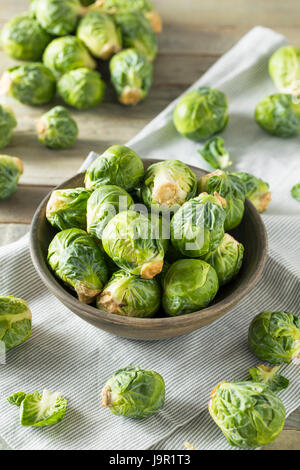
[0,26,299,450]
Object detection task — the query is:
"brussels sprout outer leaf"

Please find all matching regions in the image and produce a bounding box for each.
[248,365,290,393]
[7,392,26,407]
[291,183,300,202]
[0,155,23,200]
[46,187,91,230]
[198,136,232,170]
[0,295,32,351]
[20,390,67,427]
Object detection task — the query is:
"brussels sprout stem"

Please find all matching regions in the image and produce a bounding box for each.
[141,261,163,279]
[36,118,47,139]
[0,72,12,96]
[13,157,24,175]
[120,86,142,106]
[145,11,163,34]
[98,292,122,314]
[75,281,101,304]
[101,385,112,407]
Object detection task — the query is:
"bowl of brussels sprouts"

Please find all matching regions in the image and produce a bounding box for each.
[30,147,268,340]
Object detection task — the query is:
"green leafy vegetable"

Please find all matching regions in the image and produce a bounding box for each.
[269,46,300,95]
[36,106,78,149]
[0,295,32,351]
[32,0,83,36]
[58,68,106,109]
[291,183,300,202]
[198,136,232,170]
[0,155,23,200]
[46,187,91,231]
[0,105,17,149]
[232,171,271,213]
[248,364,290,393]
[255,93,300,137]
[7,392,26,406]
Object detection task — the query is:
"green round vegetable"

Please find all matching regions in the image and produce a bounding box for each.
[109,48,153,105]
[0,154,23,200]
[87,184,133,240]
[163,259,219,316]
[269,46,300,95]
[203,234,244,286]
[0,105,17,149]
[97,269,161,317]
[43,36,96,77]
[209,381,286,448]
[198,170,246,231]
[173,87,229,141]
[46,187,91,231]
[58,68,106,109]
[248,311,300,364]
[102,210,165,279]
[85,145,144,191]
[0,13,51,61]
[36,106,78,149]
[32,0,83,36]
[291,183,300,202]
[170,193,226,258]
[141,160,197,213]
[101,366,165,418]
[198,136,232,170]
[114,11,157,62]
[0,63,56,106]
[0,295,32,351]
[232,171,271,213]
[255,93,300,137]
[48,228,108,303]
[77,11,121,60]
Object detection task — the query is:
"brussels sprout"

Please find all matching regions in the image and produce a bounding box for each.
[209,381,286,448]
[32,0,83,36]
[232,171,271,213]
[114,12,157,62]
[110,48,153,105]
[77,11,121,60]
[198,136,232,170]
[141,160,197,213]
[291,183,300,202]
[102,210,165,279]
[0,295,32,351]
[85,145,144,191]
[58,68,106,110]
[46,187,91,231]
[173,87,229,142]
[163,259,219,316]
[203,234,244,286]
[248,365,290,393]
[248,311,300,364]
[0,63,56,106]
[36,106,78,150]
[170,193,226,258]
[269,46,300,95]
[87,185,133,240]
[101,366,165,418]
[0,155,23,200]
[43,36,96,78]
[0,13,51,61]
[48,228,108,303]
[97,269,160,317]
[198,170,246,231]
[255,93,300,137]
[8,389,67,427]
[0,105,17,149]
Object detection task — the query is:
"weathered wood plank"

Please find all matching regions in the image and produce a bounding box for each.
[0,186,52,224]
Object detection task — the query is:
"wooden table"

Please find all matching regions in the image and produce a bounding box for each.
[0,0,299,450]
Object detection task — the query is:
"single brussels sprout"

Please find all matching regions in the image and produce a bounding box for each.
[102,210,165,279]
[114,12,157,62]
[32,0,83,36]
[199,170,246,231]
[0,13,51,61]
[77,11,121,60]
[101,366,165,418]
[248,365,290,393]
[87,185,133,240]
[255,93,300,137]
[232,171,271,213]
[0,63,56,106]
[48,228,108,303]
[8,389,67,427]
[0,295,32,351]
[203,234,244,286]
[248,311,300,364]
[43,36,96,78]
[97,269,161,317]
[141,160,197,213]
[269,46,300,95]
[163,259,219,316]
[36,106,78,149]
[110,48,153,105]
[0,105,17,149]
[198,136,232,170]
[170,193,226,258]
[85,145,144,191]
[0,155,23,200]
[173,87,229,142]
[291,183,300,202]
[46,187,91,231]
[209,381,286,448]
[58,68,106,110]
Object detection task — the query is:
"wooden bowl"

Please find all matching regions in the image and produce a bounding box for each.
[30,160,268,341]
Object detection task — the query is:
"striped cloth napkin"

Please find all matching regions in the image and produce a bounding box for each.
[0,26,299,450]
